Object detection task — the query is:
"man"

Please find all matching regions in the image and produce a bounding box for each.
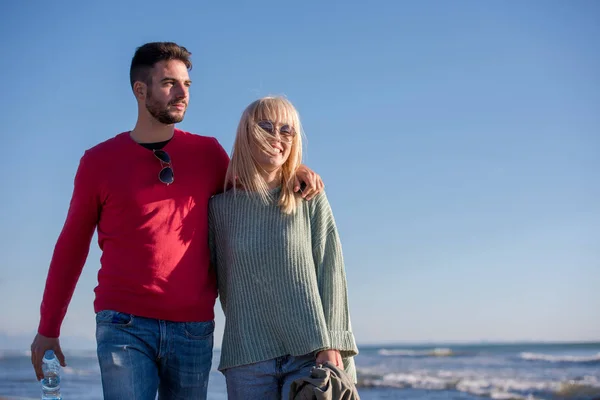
[30,42,323,399]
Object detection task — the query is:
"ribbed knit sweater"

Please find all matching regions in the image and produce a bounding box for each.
[208,187,358,381]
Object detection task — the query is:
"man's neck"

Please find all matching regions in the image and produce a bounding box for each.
[130,118,175,144]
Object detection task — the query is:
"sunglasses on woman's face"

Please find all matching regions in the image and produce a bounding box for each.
[257,120,295,143]
[154,149,174,185]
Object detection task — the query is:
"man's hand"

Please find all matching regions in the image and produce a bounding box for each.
[31,333,66,380]
[316,349,343,368]
[294,164,324,201]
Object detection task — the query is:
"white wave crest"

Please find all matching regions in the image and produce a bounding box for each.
[520,352,600,363]
[62,366,98,376]
[358,370,600,399]
[0,349,31,359]
[378,347,454,357]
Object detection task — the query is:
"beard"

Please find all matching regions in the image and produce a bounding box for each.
[145,91,186,125]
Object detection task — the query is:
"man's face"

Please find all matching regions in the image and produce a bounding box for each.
[145,60,191,125]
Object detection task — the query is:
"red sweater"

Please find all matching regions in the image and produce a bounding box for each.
[38,129,230,337]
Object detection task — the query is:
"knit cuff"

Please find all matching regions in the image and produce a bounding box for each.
[328,330,358,357]
[38,320,61,338]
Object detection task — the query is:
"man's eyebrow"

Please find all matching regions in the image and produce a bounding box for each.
[160,77,192,84]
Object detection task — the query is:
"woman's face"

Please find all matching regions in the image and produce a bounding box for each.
[250,119,295,172]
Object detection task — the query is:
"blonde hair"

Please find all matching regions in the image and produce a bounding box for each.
[225,96,303,214]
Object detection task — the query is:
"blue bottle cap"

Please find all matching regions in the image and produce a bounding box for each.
[43,350,55,359]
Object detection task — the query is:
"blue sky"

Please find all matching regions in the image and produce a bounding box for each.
[0,0,598,348]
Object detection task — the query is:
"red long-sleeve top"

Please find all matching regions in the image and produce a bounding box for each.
[38,129,229,337]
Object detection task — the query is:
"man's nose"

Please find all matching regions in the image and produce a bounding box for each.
[174,83,188,98]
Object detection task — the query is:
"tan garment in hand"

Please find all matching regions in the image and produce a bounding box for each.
[289,362,360,400]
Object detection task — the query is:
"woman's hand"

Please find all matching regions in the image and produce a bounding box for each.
[315,349,343,368]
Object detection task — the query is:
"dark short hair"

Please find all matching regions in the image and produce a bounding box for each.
[129,42,192,88]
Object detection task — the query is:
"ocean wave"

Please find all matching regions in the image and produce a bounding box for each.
[0,350,31,359]
[520,352,600,364]
[357,370,600,400]
[62,366,98,376]
[378,347,456,357]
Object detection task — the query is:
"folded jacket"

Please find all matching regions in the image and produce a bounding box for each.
[289,361,360,400]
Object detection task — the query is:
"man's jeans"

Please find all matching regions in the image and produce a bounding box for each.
[95,310,214,400]
[223,354,315,400]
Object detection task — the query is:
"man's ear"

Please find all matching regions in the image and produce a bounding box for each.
[133,81,146,100]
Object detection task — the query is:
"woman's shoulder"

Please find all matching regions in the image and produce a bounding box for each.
[295,190,331,222]
[209,188,237,210]
[305,190,331,211]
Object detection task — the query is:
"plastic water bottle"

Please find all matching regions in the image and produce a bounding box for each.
[41,350,62,400]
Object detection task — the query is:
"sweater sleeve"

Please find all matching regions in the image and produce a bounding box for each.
[208,201,227,313]
[38,151,101,337]
[310,192,358,358]
[210,137,230,195]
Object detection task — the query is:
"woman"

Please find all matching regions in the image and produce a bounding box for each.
[209,96,358,399]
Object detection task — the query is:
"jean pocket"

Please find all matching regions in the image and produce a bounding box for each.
[184,320,215,340]
[96,310,134,326]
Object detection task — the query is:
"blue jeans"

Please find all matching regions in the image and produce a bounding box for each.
[95,310,214,400]
[223,354,315,400]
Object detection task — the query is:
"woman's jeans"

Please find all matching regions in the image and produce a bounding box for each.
[223,353,315,400]
[95,310,214,400]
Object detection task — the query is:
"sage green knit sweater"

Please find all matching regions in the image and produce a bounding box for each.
[208,187,358,381]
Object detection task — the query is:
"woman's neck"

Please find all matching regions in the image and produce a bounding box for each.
[260,168,282,190]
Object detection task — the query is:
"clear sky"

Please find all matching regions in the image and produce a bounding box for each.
[0,0,598,349]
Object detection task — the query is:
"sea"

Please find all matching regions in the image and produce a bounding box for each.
[1,342,599,399]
